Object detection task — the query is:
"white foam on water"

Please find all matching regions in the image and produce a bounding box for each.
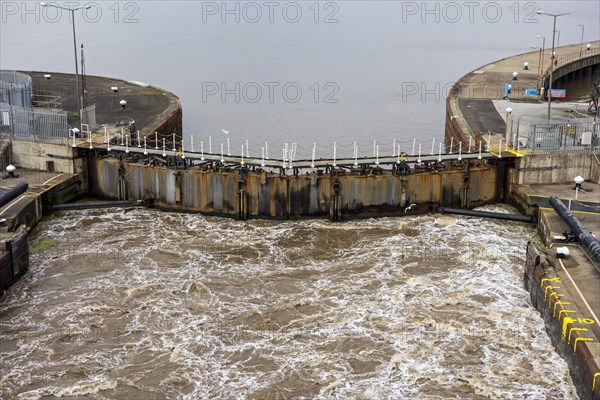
[0,207,580,399]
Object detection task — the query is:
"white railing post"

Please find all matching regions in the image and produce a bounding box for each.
[333,142,337,167]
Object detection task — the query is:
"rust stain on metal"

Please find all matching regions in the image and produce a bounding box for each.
[88,158,499,219]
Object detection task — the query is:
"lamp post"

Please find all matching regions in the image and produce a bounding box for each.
[537,10,569,123]
[578,24,585,56]
[530,45,542,77]
[40,2,91,126]
[534,35,546,76]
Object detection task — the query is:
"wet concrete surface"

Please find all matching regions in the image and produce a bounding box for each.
[23,71,179,134]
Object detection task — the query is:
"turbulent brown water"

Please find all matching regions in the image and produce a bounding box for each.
[0,206,578,399]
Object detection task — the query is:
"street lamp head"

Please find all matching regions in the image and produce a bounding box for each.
[505,107,513,114]
[587,43,592,50]
[536,10,543,14]
[85,4,92,9]
[40,2,47,6]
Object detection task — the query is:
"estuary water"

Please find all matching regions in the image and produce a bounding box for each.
[0,207,578,399]
[1,1,599,146]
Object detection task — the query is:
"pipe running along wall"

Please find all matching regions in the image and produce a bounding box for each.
[0,183,29,208]
[439,207,533,223]
[549,196,600,268]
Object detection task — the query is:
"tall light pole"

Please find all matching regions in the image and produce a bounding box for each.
[534,35,545,75]
[537,10,569,123]
[578,24,585,56]
[529,45,542,77]
[41,2,91,126]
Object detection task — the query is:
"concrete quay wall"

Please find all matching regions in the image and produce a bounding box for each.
[525,243,600,400]
[513,153,600,186]
[11,141,85,174]
[0,172,86,292]
[89,157,500,219]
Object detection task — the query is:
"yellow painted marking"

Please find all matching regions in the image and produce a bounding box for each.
[558,259,600,329]
[541,277,561,285]
[544,285,560,299]
[593,372,600,391]
[554,301,570,317]
[568,327,587,344]
[577,318,595,325]
[573,337,593,353]
[506,149,526,157]
[558,310,576,320]
[562,317,575,338]
[534,196,600,205]
[539,207,600,216]
[547,292,565,307]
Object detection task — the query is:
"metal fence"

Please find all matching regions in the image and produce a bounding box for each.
[0,71,32,109]
[0,102,68,144]
[525,118,599,155]
[82,103,97,129]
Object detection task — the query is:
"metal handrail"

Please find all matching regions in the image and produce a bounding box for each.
[541,47,600,82]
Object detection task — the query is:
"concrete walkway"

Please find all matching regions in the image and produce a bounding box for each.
[23,71,181,138]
